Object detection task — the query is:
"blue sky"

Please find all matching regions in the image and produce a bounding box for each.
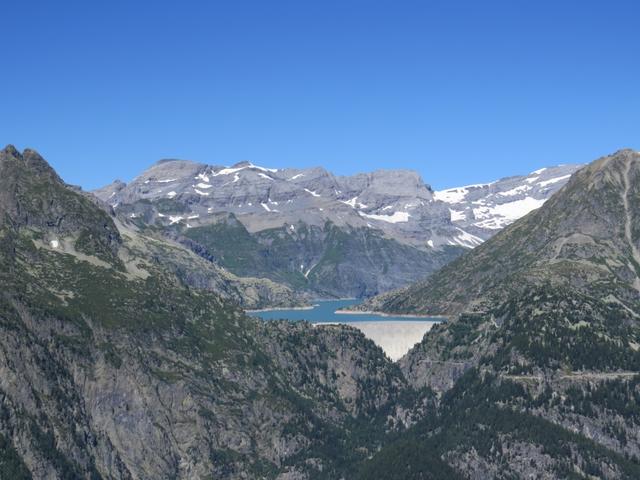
[2,0,639,190]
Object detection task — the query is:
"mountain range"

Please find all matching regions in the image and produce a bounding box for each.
[93,159,579,300]
[1,144,639,479]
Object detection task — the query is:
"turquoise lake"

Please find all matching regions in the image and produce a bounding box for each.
[247,299,441,323]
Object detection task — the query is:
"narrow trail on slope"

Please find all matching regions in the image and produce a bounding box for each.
[503,371,640,382]
[622,158,640,292]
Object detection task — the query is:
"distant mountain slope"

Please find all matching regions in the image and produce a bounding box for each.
[434,163,581,234]
[94,159,578,298]
[355,150,640,478]
[358,150,639,316]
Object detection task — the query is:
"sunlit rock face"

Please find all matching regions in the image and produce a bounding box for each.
[93,160,578,299]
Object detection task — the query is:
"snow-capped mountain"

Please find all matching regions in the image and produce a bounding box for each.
[95,161,580,250]
[93,160,580,298]
[434,164,582,240]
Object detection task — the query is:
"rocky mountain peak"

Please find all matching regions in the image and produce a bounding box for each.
[2,143,20,158]
[230,160,254,168]
[0,146,122,264]
[1,145,63,183]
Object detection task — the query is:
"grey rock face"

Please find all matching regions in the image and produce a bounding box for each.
[94,159,577,299]
[95,160,579,250]
[433,163,582,240]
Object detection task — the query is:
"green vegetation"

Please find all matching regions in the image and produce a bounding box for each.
[358,369,640,479]
[0,433,31,480]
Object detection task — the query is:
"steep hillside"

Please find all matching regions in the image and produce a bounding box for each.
[355,150,640,478]
[2,145,625,479]
[0,146,409,479]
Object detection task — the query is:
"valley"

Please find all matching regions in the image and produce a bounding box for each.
[5,3,638,478]
[248,299,439,360]
[1,145,639,479]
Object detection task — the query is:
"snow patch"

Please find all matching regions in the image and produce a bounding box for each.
[261,203,279,213]
[498,185,531,197]
[194,189,210,196]
[450,228,484,248]
[169,216,183,225]
[212,163,278,177]
[359,211,410,224]
[50,239,59,249]
[196,183,213,189]
[473,197,546,227]
[167,191,177,198]
[538,174,571,187]
[449,209,466,221]
[435,182,493,203]
[251,164,278,173]
[289,173,304,180]
[304,188,320,197]
[304,262,318,278]
[340,197,368,209]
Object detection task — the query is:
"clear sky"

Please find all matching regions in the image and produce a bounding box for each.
[2,0,639,190]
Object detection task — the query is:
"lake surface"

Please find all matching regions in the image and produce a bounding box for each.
[248,299,441,361]
[248,299,440,323]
